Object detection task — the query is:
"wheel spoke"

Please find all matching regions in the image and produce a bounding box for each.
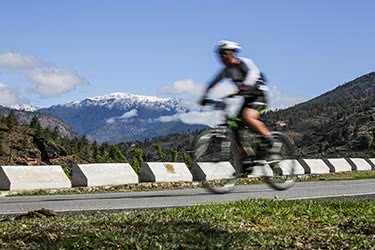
[192,129,241,194]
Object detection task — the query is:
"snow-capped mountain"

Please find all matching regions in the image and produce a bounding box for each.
[63,92,187,112]
[39,92,202,143]
[7,104,41,112]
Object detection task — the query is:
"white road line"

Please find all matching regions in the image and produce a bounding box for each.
[286,192,375,200]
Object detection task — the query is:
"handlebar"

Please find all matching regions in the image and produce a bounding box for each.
[202,99,226,110]
[200,93,238,110]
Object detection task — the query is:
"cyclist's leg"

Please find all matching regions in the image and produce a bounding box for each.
[242,107,271,137]
[241,87,270,137]
[241,87,273,149]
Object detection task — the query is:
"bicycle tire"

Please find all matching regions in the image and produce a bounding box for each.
[263,132,297,190]
[192,128,242,194]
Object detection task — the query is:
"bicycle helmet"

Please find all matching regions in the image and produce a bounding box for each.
[217,40,241,53]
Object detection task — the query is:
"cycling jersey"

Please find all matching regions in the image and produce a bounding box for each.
[205,57,268,112]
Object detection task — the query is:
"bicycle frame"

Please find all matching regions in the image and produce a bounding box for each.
[193,97,297,193]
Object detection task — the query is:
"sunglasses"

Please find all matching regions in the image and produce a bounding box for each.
[219,50,233,57]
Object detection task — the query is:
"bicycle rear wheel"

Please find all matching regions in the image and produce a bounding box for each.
[192,129,242,194]
[263,132,297,190]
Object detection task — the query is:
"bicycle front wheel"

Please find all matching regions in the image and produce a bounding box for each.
[192,128,242,194]
[263,132,297,190]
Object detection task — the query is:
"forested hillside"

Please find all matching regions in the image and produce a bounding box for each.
[264,72,375,157]
[0,111,194,174]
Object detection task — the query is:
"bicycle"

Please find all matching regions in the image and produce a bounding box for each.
[191,96,297,194]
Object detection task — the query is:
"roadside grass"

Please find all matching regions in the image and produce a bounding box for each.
[0,199,375,249]
[3,170,375,197]
[302,170,375,182]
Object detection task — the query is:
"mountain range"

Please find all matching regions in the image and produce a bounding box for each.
[3,71,375,159]
[8,93,203,143]
[0,71,374,168]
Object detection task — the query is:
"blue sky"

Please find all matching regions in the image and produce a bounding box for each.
[0,1,374,108]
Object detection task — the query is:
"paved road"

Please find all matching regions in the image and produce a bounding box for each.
[0,179,375,215]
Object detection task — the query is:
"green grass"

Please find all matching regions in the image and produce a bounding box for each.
[1,199,375,249]
[303,170,375,181]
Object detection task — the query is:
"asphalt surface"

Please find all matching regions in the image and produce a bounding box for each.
[0,179,375,215]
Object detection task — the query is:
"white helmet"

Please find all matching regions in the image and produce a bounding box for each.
[217,40,241,52]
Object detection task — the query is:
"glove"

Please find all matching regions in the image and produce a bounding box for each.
[199,96,209,106]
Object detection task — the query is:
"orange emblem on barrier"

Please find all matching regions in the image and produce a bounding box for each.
[164,164,176,173]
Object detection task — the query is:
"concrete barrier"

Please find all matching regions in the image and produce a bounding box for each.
[192,162,236,181]
[326,158,352,172]
[248,164,273,177]
[301,159,330,174]
[368,159,375,170]
[248,160,305,177]
[1,158,373,192]
[72,163,139,187]
[0,165,71,191]
[279,160,305,175]
[140,162,193,183]
[348,158,372,171]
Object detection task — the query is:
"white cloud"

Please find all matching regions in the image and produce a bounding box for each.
[119,109,138,119]
[161,79,305,110]
[161,79,237,99]
[158,79,306,127]
[0,83,22,106]
[157,110,225,127]
[160,79,238,114]
[106,109,138,124]
[268,85,306,109]
[0,51,87,97]
[0,51,40,70]
[106,117,116,124]
[161,80,203,97]
[28,68,87,97]
[156,114,179,123]
[155,96,244,127]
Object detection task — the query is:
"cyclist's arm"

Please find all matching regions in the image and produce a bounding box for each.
[240,57,261,86]
[203,69,226,95]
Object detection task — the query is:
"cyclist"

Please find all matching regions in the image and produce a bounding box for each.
[199,40,273,152]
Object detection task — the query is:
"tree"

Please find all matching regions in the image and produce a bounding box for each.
[353,127,359,138]
[30,116,41,130]
[112,144,128,162]
[108,144,128,163]
[153,143,166,161]
[130,146,145,174]
[51,126,59,140]
[0,132,4,156]
[184,153,192,169]
[5,110,17,128]
[4,111,18,164]
[79,143,91,161]
[30,115,43,139]
[91,141,99,162]
[78,136,89,151]
[98,143,109,162]
[169,147,179,162]
[369,128,375,154]
[0,144,4,156]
